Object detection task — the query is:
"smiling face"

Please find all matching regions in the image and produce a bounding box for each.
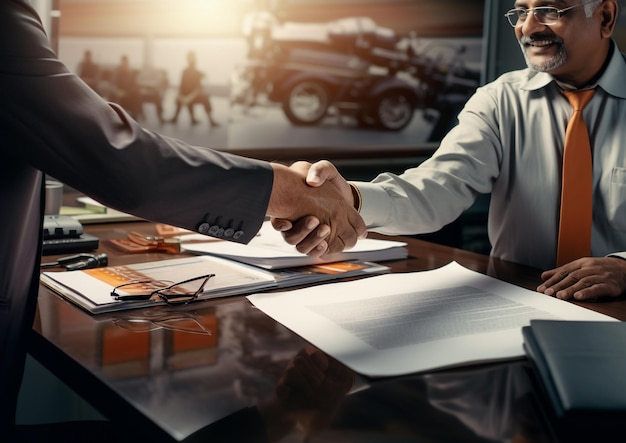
[512,0,618,86]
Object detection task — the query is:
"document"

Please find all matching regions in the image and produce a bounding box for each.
[182,221,408,269]
[41,255,389,315]
[247,262,616,377]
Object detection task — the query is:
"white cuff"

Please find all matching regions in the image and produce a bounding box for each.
[607,252,626,260]
[352,181,394,229]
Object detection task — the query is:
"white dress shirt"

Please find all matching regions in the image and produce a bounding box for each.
[356,42,626,270]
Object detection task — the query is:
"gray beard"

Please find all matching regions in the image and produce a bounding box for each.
[518,40,568,72]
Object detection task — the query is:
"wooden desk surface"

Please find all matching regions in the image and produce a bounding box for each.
[32,222,626,442]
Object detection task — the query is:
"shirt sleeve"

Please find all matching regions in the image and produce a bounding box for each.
[355,87,502,236]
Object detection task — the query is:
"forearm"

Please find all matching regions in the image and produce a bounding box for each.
[267,163,303,218]
[5,70,273,243]
[353,175,475,236]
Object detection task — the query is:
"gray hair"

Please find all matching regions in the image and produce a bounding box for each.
[583,0,604,17]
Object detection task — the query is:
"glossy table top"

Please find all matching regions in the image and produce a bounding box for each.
[32,222,626,442]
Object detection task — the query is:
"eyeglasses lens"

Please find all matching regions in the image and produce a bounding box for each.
[506,7,560,27]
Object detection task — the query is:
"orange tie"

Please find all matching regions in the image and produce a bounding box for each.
[556,89,595,266]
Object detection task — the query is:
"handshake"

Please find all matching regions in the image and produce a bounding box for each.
[267,160,365,257]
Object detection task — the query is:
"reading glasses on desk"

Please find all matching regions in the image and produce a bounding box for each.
[110,273,215,305]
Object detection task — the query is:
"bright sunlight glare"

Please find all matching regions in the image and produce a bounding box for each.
[156,0,245,35]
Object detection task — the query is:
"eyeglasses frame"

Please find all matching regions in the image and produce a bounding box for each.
[110,273,215,305]
[504,0,603,27]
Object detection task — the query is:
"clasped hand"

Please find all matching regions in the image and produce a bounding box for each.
[268,161,364,257]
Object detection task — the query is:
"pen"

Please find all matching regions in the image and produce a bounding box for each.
[40,253,108,270]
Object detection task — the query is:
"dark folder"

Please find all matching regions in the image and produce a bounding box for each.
[522,320,626,440]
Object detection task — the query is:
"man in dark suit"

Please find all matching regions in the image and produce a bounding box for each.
[0,2,364,441]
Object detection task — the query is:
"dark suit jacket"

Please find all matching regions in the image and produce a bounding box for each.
[0,1,273,440]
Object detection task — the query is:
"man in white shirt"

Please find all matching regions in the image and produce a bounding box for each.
[278,0,626,302]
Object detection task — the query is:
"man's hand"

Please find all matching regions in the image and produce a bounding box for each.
[537,257,626,300]
[271,160,359,255]
[304,160,353,202]
[268,162,365,256]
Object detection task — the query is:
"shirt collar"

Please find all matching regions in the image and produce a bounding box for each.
[520,41,626,98]
[597,42,626,99]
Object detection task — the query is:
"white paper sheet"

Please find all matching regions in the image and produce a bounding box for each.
[247,262,616,377]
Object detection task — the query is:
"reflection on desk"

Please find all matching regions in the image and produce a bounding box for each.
[32,221,626,442]
[36,286,554,443]
[101,308,218,379]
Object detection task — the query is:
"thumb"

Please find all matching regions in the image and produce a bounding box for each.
[306,160,336,187]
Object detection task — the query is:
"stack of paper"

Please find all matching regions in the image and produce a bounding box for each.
[41,256,277,314]
[41,255,390,315]
[182,221,408,269]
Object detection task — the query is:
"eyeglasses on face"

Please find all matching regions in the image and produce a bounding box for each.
[110,274,215,305]
[504,1,602,27]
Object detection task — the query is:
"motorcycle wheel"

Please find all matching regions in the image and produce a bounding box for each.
[374,90,415,131]
[283,80,330,126]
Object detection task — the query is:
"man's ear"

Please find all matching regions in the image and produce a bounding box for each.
[599,0,619,38]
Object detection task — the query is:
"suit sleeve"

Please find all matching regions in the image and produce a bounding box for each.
[0,0,273,244]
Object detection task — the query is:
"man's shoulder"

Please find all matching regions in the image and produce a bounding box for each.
[482,67,536,90]
[461,67,546,116]
[474,67,552,103]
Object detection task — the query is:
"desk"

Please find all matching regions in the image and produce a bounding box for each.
[32,222,626,442]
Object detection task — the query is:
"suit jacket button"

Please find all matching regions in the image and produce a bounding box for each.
[198,223,211,234]
[216,228,225,237]
[208,225,220,235]
[233,230,244,240]
[224,228,234,238]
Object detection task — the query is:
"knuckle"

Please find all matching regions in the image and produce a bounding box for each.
[282,235,298,245]
[295,243,311,254]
